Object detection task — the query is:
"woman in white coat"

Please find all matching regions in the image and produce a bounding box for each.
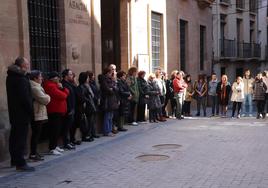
[29,70,50,161]
[231,76,244,118]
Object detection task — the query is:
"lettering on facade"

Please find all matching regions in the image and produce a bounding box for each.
[68,0,90,26]
[69,0,88,12]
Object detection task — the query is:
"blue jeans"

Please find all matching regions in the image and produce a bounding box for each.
[242,94,253,115]
[209,95,219,115]
[103,112,113,134]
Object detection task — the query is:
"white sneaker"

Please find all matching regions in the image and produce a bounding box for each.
[55,146,64,153]
[132,122,138,126]
[50,149,62,155]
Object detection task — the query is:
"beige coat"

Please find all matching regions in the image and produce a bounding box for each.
[30,80,51,121]
[243,77,254,95]
[231,82,244,102]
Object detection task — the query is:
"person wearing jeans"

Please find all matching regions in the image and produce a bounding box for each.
[208,73,219,116]
[242,69,254,117]
[173,71,187,119]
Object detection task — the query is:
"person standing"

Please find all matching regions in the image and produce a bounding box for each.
[126,67,140,125]
[231,77,244,118]
[43,71,69,155]
[61,69,76,150]
[183,75,194,117]
[261,71,268,115]
[99,68,119,136]
[137,71,149,122]
[216,75,231,117]
[194,74,208,117]
[208,73,219,116]
[253,73,267,119]
[6,57,34,171]
[173,71,188,119]
[29,70,50,161]
[147,74,162,123]
[242,70,254,117]
[117,71,132,131]
[155,69,167,121]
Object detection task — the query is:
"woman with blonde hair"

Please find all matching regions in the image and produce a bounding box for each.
[216,75,231,117]
[231,76,244,118]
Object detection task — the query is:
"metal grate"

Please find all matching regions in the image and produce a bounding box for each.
[28,0,61,73]
[151,12,161,72]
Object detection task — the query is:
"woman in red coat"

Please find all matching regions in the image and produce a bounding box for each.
[43,71,69,155]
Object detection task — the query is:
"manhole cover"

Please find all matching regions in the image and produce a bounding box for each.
[153,144,182,149]
[136,154,169,162]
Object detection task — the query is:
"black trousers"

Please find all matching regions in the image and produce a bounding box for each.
[159,95,165,116]
[256,100,265,114]
[81,113,97,139]
[9,123,29,166]
[128,101,137,123]
[48,113,63,150]
[170,98,177,116]
[30,121,45,155]
[232,102,242,117]
[183,101,191,115]
[62,113,74,146]
[137,99,146,122]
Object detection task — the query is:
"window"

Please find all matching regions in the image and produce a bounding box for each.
[151,12,162,72]
[250,21,255,43]
[180,20,187,72]
[28,0,61,73]
[236,68,243,77]
[236,0,245,9]
[200,26,206,71]
[221,67,226,76]
[249,0,257,13]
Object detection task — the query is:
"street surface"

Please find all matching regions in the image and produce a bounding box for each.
[1,116,268,188]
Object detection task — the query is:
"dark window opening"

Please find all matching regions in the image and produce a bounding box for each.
[180,19,187,72]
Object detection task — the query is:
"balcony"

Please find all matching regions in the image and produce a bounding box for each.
[220,0,230,6]
[236,0,245,11]
[220,38,261,59]
[249,0,257,14]
[196,0,215,9]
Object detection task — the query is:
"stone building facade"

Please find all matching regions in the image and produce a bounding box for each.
[166,0,214,79]
[0,0,214,162]
[212,0,267,82]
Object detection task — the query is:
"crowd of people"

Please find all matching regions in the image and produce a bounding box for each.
[6,56,268,171]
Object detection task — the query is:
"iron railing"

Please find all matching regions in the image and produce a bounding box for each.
[220,0,230,4]
[249,0,257,13]
[236,0,245,9]
[220,39,261,59]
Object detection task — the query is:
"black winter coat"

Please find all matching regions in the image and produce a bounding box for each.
[90,80,100,108]
[253,79,267,101]
[76,84,96,116]
[117,79,131,116]
[99,74,119,112]
[62,79,76,115]
[165,79,174,99]
[137,77,149,105]
[6,64,33,125]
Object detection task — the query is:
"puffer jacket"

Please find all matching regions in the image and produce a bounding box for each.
[230,82,244,102]
[43,80,69,115]
[30,80,50,121]
[253,79,267,101]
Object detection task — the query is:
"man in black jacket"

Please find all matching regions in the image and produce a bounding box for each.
[61,69,76,150]
[6,57,34,171]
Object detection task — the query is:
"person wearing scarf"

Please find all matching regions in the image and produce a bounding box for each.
[216,75,231,117]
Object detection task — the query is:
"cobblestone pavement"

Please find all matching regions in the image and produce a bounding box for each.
[1,117,268,188]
